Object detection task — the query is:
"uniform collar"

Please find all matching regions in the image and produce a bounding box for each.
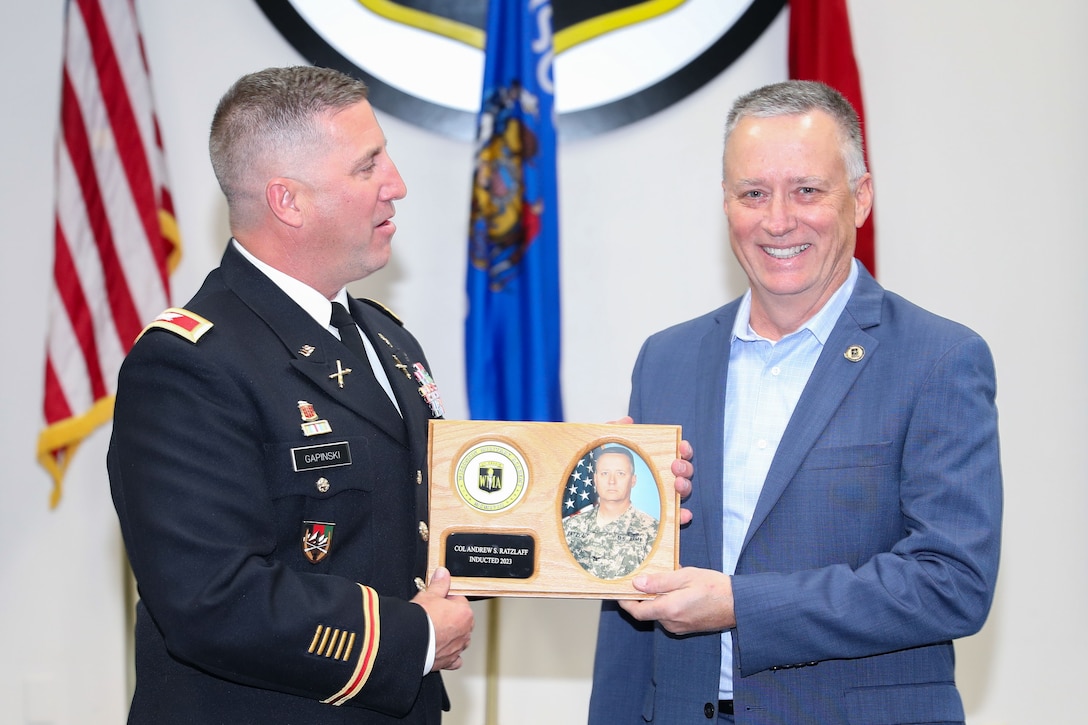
[231,239,347,329]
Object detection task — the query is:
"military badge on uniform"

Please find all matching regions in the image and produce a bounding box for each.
[291,441,352,472]
[297,400,332,436]
[328,360,353,388]
[308,623,357,662]
[137,307,213,343]
[392,354,412,380]
[376,333,413,380]
[413,362,445,418]
[371,330,445,416]
[302,521,335,563]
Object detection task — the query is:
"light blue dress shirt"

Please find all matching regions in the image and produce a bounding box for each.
[719,260,859,698]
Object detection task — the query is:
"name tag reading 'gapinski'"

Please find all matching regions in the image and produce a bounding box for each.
[291,441,352,472]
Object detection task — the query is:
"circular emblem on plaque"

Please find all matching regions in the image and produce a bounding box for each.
[455,441,528,513]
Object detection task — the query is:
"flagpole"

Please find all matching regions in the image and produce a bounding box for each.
[468,1,563,721]
[484,598,501,725]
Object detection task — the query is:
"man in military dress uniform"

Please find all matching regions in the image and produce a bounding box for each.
[564,446,659,579]
[108,66,474,724]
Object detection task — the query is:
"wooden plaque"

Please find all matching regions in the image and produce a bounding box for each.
[426,420,681,599]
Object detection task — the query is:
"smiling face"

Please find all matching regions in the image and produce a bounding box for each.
[295,99,408,294]
[722,110,872,338]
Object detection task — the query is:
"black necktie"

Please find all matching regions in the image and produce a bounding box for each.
[329,302,371,365]
[329,302,405,429]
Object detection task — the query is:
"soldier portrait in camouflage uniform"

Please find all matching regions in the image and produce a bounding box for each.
[563,445,659,579]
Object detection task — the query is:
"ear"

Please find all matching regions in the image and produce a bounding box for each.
[266,178,303,228]
[853,173,874,228]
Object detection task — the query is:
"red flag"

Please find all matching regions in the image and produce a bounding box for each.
[789,0,875,276]
[39,0,180,508]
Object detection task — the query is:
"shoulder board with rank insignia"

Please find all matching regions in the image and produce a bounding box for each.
[360,298,403,326]
[137,307,214,344]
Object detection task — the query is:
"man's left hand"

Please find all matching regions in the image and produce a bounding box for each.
[619,567,735,635]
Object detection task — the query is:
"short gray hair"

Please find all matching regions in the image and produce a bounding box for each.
[723,80,867,188]
[595,446,635,470]
[209,66,370,207]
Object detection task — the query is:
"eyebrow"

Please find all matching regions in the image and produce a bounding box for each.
[731,175,828,187]
[791,176,827,186]
[351,144,384,170]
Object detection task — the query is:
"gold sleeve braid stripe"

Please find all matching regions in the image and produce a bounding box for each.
[323,584,381,706]
[308,626,356,662]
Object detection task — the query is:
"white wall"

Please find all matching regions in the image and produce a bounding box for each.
[2,1,1084,723]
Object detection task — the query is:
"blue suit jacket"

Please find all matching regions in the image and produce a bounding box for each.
[589,265,1001,724]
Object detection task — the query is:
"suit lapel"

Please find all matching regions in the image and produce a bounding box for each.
[349,297,436,448]
[695,306,737,573]
[220,245,408,445]
[741,267,885,552]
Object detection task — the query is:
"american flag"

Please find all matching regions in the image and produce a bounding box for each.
[38,0,180,508]
[562,448,598,519]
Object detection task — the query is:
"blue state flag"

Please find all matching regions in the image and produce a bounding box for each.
[466,0,563,422]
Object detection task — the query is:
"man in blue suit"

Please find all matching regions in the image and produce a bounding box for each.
[589,81,1002,724]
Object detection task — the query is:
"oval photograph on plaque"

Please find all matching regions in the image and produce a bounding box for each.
[561,443,660,580]
[255,0,786,139]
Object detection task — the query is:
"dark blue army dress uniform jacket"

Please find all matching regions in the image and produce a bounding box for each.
[109,243,447,723]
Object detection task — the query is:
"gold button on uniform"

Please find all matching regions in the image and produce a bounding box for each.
[418,521,429,541]
[315,477,330,493]
[416,470,423,485]
[414,577,426,592]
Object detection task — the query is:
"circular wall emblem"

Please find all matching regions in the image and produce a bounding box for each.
[455,440,529,513]
[255,0,786,140]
